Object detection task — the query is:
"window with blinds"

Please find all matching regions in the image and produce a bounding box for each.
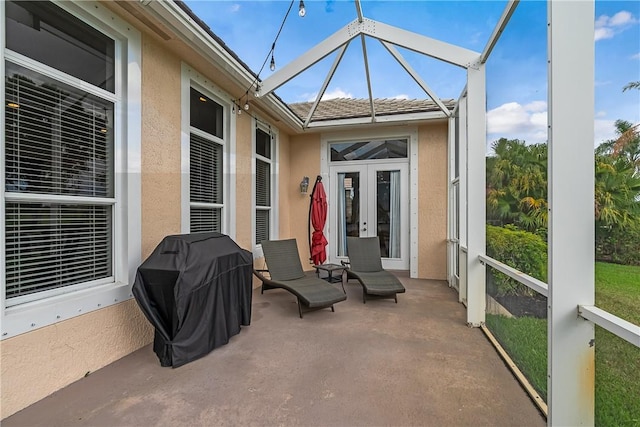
[255,127,272,244]
[189,88,224,232]
[4,2,116,302]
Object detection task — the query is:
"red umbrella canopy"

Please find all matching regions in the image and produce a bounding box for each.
[310,177,328,265]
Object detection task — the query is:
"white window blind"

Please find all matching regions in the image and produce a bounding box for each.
[4,61,114,301]
[189,133,222,232]
[255,127,272,244]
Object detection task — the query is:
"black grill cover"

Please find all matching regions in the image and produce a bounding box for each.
[133,232,253,367]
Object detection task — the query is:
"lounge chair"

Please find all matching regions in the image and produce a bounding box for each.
[255,239,347,318]
[345,236,406,304]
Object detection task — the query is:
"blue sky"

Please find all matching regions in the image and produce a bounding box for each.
[184,0,640,148]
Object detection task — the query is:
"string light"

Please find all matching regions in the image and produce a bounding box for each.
[269,54,276,72]
[234,0,307,107]
[298,0,306,17]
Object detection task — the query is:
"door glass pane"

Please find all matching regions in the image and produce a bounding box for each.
[336,172,360,257]
[376,170,401,258]
[330,139,408,161]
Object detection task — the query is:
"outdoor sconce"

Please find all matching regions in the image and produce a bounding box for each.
[300,176,310,195]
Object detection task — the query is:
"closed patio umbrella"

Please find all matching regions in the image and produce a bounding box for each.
[309,175,328,265]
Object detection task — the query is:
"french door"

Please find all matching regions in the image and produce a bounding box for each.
[329,162,409,270]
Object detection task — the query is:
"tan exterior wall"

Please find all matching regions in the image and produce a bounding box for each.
[234,112,254,250]
[0,33,184,419]
[277,131,292,239]
[418,122,448,280]
[141,36,183,257]
[282,126,448,279]
[288,134,322,270]
[0,300,152,418]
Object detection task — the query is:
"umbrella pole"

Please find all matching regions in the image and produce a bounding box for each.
[308,175,322,263]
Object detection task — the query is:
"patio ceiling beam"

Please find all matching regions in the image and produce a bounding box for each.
[360,19,480,69]
[304,44,349,128]
[303,110,449,129]
[480,0,519,64]
[258,20,362,96]
[380,40,452,117]
[360,35,376,122]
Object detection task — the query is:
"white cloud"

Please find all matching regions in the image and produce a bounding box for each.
[631,53,640,60]
[594,119,617,147]
[321,88,353,100]
[304,88,353,102]
[609,10,636,26]
[594,27,614,41]
[229,4,240,13]
[595,10,638,41]
[487,101,616,147]
[391,94,410,100]
[486,101,548,143]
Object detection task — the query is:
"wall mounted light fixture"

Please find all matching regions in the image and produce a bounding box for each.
[300,176,310,195]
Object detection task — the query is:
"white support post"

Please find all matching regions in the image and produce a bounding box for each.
[547,1,595,425]
[465,65,486,326]
[447,115,456,287]
[458,92,468,304]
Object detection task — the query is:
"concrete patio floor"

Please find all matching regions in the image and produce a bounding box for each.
[4,274,546,427]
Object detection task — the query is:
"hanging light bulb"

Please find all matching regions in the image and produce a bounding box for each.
[269,54,276,72]
[244,100,250,111]
[237,104,242,115]
[298,0,306,17]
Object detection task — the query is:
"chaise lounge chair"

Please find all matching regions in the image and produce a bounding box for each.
[345,236,406,304]
[254,239,347,318]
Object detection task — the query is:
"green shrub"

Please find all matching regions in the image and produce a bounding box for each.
[486,224,548,296]
[596,223,640,266]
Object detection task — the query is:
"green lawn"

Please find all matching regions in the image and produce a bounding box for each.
[485,262,640,426]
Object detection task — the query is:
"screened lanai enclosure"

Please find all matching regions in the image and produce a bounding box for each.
[2,0,639,424]
[253,1,640,425]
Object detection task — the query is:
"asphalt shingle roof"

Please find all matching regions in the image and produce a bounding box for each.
[288,98,454,122]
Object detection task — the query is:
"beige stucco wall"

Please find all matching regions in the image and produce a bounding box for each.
[288,133,322,270]
[234,112,254,250]
[0,33,185,419]
[0,300,152,419]
[418,122,448,280]
[280,124,449,280]
[141,36,183,257]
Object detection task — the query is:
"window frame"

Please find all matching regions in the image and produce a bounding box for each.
[180,64,235,238]
[1,0,142,339]
[252,118,278,254]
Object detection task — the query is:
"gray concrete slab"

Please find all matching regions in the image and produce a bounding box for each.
[4,275,546,427]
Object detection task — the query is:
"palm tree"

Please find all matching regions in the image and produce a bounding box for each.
[622,81,640,92]
[596,120,640,175]
[486,138,548,232]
